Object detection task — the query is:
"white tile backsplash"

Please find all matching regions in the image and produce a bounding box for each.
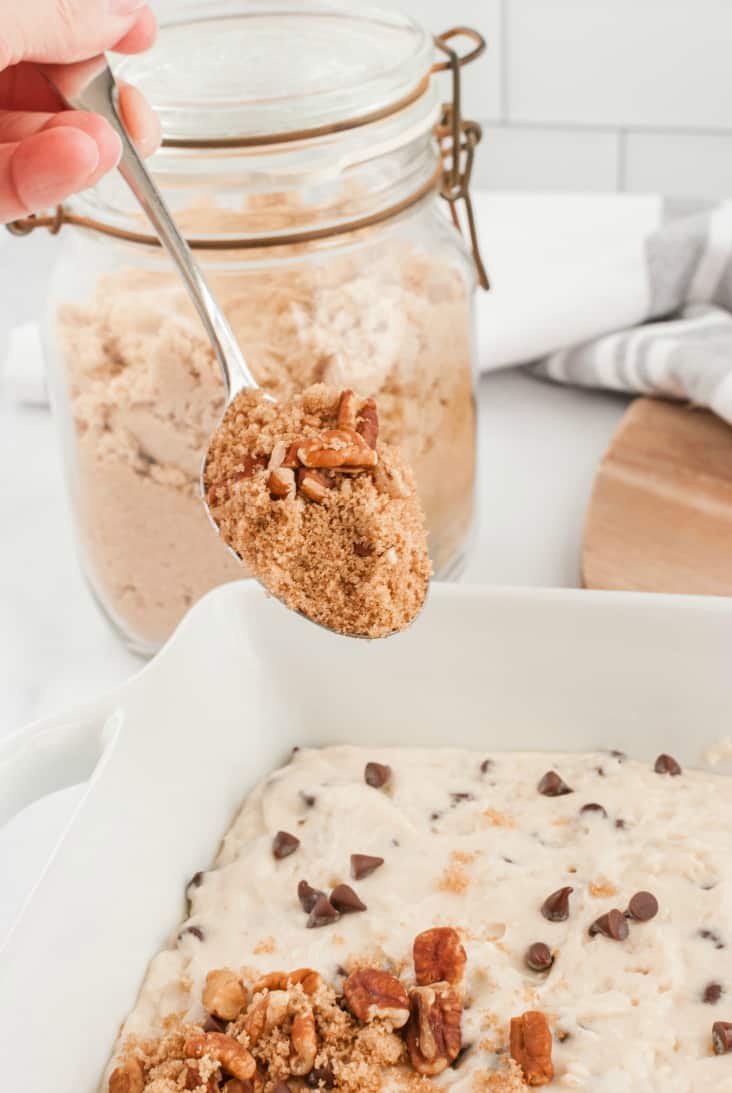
[145,0,732,197]
[506,0,732,131]
[475,125,619,192]
[624,132,732,199]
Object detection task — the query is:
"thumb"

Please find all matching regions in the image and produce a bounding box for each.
[0,1,150,68]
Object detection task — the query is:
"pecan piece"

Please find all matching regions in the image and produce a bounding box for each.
[251,968,322,996]
[509,1011,554,1086]
[243,990,289,1045]
[297,429,378,470]
[109,1059,144,1093]
[336,389,358,431]
[184,1032,256,1082]
[290,1007,318,1075]
[405,983,462,1077]
[343,968,410,1028]
[413,927,466,987]
[356,398,379,450]
[203,968,249,1022]
[268,466,295,500]
[297,467,335,502]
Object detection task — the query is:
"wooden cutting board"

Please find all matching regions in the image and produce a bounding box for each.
[582,397,732,595]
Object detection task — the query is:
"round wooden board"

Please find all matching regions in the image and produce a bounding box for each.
[582,397,732,595]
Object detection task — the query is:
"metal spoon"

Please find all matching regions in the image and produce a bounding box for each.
[48,62,427,638]
[51,61,257,400]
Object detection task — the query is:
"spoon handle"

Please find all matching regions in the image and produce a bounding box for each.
[53,62,257,399]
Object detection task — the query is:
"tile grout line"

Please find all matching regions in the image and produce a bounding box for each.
[617,130,627,192]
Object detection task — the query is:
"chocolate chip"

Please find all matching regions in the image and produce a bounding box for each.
[178,925,205,942]
[298,880,325,913]
[700,928,726,950]
[187,871,204,892]
[451,792,475,805]
[451,1042,474,1069]
[272,830,300,860]
[589,909,629,941]
[480,759,493,774]
[556,1029,571,1043]
[306,894,340,928]
[525,942,554,972]
[627,891,659,922]
[704,983,724,1005]
[300,791,317,807]
[580,803,608,818]
[713,1022,732,1054]
[365,762,391,789]
[430,811,442,821]
[351,853,384,880]
[203,1014,226,1033]
[608,749,627,761]
[305,1064,336,1087]
[537,771,573,797]
[330,884,366,913]
[336,964,348,977]
[541,886,574,922]
[615,818,627,830]
[654,753,682,776]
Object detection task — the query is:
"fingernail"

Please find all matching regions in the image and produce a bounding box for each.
[108,0,145,14]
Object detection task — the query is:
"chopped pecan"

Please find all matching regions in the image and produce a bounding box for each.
[343,969,410,1028]
[268,467,296,500]
[405,983,462,1077]
[413,927,467,987]
[290,1007,318,1075]
[337,389,358,431]
[203,968,249,1022]
[373,459,410,499]
[356,398,379,450]
[244,990,289,1045]
[297,429,378,470]
[298,468,335,503]
[251,968,322,996]
[109,1059,144,1093]
[184,1032,256,1082]
[279,441,303,469]
[509,1011,554,1086]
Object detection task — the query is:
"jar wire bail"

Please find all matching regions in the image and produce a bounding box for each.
[6,26,489,288]
[434,27,490,290]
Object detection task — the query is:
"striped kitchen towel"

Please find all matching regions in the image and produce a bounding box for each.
[475,194,732,425]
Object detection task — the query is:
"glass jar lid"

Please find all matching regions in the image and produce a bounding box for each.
[115,1,435,144]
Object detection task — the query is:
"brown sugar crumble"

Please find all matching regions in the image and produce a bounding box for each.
[203,384,431,638]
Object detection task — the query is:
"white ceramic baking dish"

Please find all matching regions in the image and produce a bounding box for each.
[1,582,731,1089]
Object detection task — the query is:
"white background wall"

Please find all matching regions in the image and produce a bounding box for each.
[389,0,732,196]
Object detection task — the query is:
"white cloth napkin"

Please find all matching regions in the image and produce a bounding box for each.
[6,192,732,424]
[474,192,732,423]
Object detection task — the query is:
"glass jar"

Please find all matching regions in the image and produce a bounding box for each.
[33,1,485,654]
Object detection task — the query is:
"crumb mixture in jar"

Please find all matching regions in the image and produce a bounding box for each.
[203,385,431,638]
[58,241,472,648]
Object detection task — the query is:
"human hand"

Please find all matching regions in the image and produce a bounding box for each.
[0,1,162,224]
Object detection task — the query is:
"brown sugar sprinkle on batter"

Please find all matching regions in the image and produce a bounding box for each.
[203,385,431,638]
